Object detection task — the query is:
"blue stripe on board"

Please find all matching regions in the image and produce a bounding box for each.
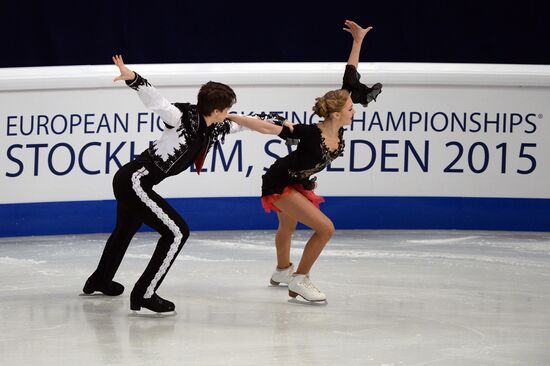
[0,196,549,237]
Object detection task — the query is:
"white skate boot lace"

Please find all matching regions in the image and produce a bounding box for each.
[301,275,321,294]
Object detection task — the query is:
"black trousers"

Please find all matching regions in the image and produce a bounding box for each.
[90,159,189,299]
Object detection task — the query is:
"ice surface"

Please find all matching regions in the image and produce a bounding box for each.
[1,230,549,365]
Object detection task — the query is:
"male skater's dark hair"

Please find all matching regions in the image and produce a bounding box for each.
[197,81,236,117]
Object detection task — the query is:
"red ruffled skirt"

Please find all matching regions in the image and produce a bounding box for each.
[261,184,325,213]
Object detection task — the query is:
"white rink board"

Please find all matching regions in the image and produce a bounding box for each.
[1,63,549,204]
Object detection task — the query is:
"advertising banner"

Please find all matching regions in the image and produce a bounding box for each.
[1,63,549,235]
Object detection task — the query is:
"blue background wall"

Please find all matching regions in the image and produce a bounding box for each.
[3,197,549,237]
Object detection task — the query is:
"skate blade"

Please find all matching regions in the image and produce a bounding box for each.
[79,292,111,297]
[288,297,328,306]
[269,280,288,288]
[129,309,177,318]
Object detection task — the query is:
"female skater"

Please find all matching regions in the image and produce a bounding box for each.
[227,20,381,302]
[82,55,285,314]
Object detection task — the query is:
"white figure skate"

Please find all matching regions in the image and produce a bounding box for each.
[288,273,327,303]
[269,263,294,286]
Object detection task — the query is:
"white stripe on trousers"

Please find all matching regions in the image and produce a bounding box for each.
[131,167,183,299]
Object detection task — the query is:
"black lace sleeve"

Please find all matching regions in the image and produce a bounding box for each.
[277,124,309,146]
[342,65,382,107]
[125,73,151,91]
[278,125,293,140]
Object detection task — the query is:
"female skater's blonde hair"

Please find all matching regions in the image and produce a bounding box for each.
[312,89,350,118]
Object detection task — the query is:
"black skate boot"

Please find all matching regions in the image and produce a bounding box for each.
[82,278,124,296]
[130,293,176,315]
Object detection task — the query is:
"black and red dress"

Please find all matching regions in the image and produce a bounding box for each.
[261,64,382,212]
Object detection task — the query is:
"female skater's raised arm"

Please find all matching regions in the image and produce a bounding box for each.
[342,20,382,107]
[343,19,372,68]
